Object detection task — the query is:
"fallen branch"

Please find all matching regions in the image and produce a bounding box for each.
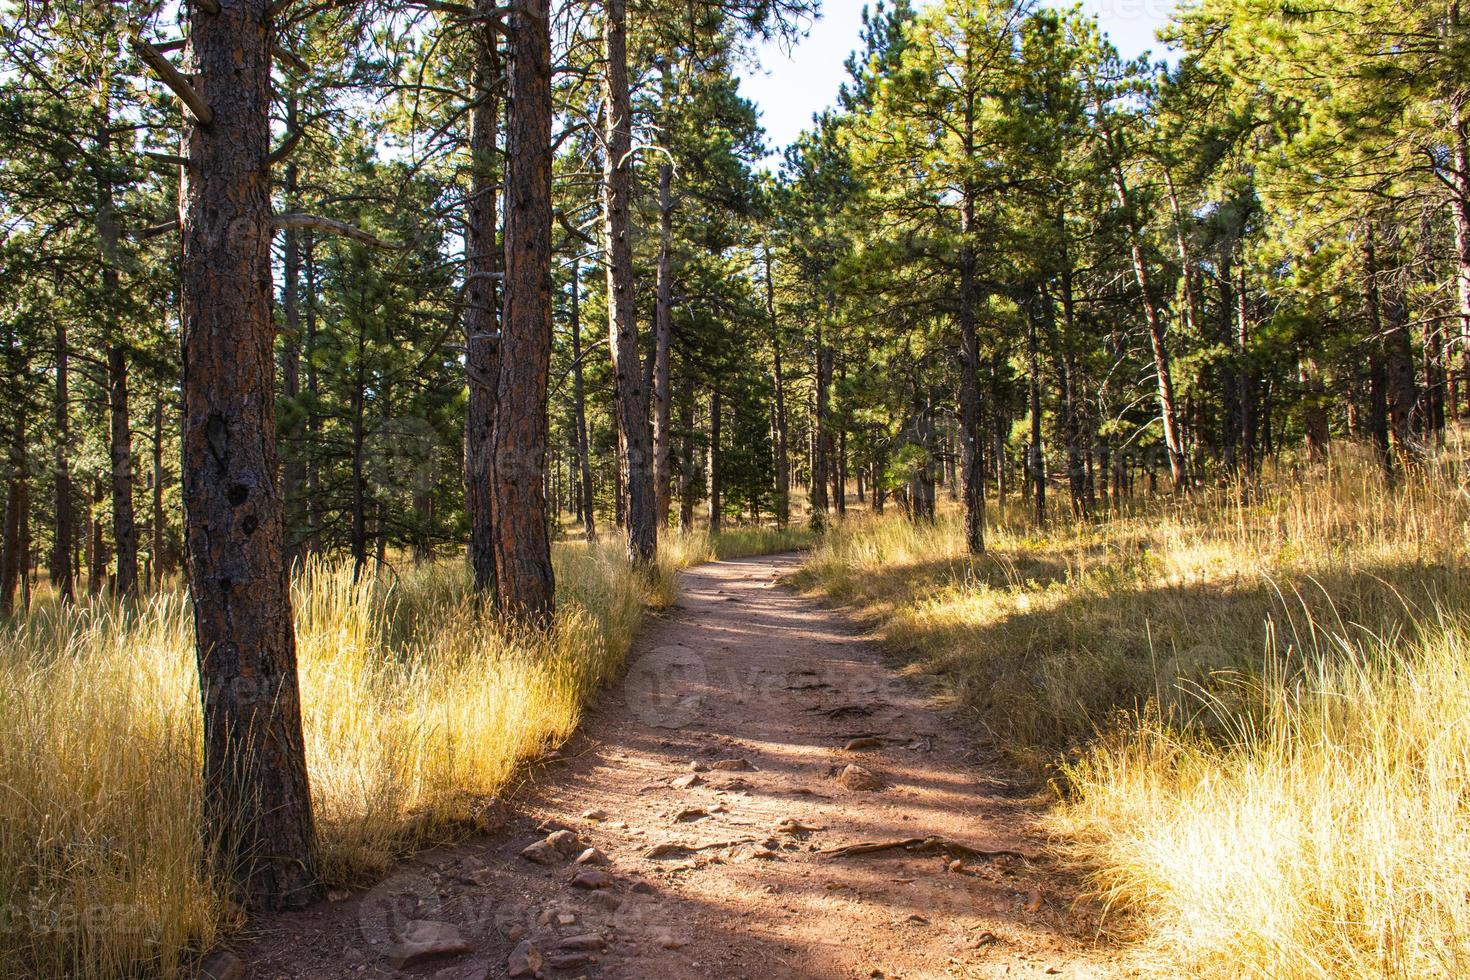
[272,213,398,249]
[821,836,1037,862]
[129,37,213,125]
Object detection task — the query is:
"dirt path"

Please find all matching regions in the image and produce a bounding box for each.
[236,554,1121,979]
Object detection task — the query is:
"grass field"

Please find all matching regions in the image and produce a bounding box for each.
[0,524,802,979]
[795,445,1470,977]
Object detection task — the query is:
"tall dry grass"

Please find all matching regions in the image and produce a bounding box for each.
[795,444,1470,975]
[0,538,654,979]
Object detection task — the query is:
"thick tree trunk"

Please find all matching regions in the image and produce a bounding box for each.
[88,477,106,596]
[603,0,656,566]
[491,0,555,622]
[179,0,318,911]
[570,261,596,542]
[465,16,502,591]
[1217,250,1241,474]
[652,155,674,528]
[765,246,790,527]
[51,319,74,603]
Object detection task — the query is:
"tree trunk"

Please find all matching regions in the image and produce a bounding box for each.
[1450,95,1470,351]
[707,389,722,534]
[1026,293,1046,526]
[570,260,596,542]
[1102,120,1187,491]
[678,374,696,531]
[179,0,318,910]
[810,317,832,529]
[1,346,23,616]
[491,0,556,622]
[602,0,656,566]
[152,394,168,584]
[465,14,502,591]
[51,319,74,603]
[764,245,790,526]
[652,141,674,529]
[957,193,985,554]
[280,95,305,562]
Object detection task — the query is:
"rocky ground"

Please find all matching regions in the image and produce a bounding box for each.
[228,553,1129,980]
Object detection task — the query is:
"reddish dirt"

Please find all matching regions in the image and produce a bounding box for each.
[233,554,1127,979]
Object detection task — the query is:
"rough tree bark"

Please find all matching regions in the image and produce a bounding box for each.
[491,0,556,622]
[177,0,318,911]
[465,10,502,591]
[602,0,657,566]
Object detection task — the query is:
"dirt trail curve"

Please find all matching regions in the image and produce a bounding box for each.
[238,554,1122,980]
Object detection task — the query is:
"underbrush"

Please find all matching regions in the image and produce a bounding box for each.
[0,538,654,979]
[795,445,1470,975]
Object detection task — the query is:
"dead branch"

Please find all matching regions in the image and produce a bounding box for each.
[143,150,189,169]
[268,126,307,165]
[132,219,180,240]
[272,213,398,249]
[129,37,213,125]
[271,43,309,75]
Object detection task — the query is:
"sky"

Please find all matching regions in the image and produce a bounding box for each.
[738,0,1179,163]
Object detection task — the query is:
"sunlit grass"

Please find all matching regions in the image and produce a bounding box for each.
[795,443,1470,974]
[0,538,653,978]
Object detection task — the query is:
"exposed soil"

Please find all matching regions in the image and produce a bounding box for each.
[233,553,1129,979]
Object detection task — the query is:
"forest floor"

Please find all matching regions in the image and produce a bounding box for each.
[231,553,1128,980]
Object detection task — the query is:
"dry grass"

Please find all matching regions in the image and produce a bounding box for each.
[0,538,654,979]
[795,443,1470,976]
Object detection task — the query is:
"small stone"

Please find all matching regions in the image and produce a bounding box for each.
[673,807,709,823]
[507,939,543,978]
[521,839,562,865]
[689,761,710,773]
[507,923,527,942]
[836,764,884,791]
[630,880,657,895]
[546,829,585,854]
[196,950,245,980]
[385,920,470,969]
[537,818,572,834]
[576,847,610,865]
[581,809,608,822]
[654,931,686,950]
[327,888,351,902]
[711,758,754,771]
[947,859,964,872]
[556,934,605,952]
[557,912,577,925]
[570,870,614,890]
[844,736,883,751]
[670,773,704,790]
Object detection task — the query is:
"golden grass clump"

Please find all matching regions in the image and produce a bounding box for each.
[795,444,1470,975]
[0,537,654,979]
